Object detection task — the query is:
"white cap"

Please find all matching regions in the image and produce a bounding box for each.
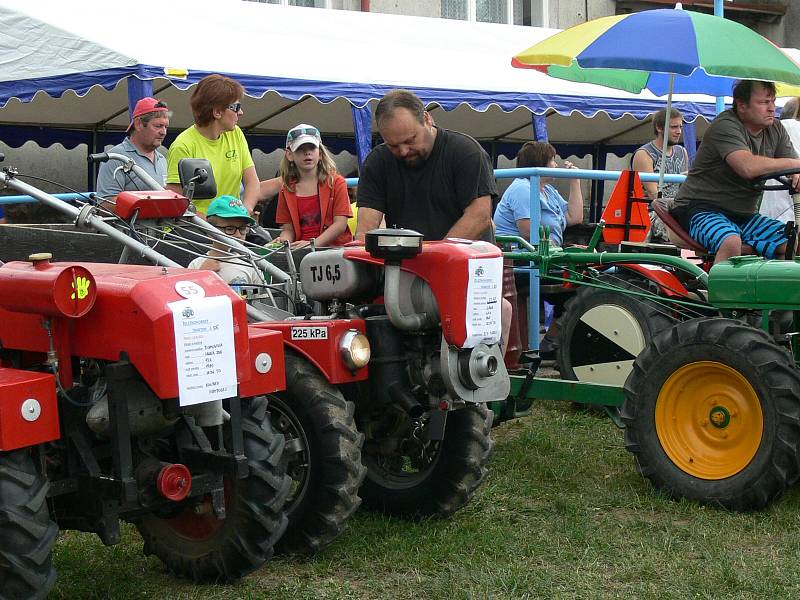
[286,123,321,151]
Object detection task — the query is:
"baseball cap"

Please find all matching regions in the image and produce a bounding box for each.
[127,97,169,132]
[207,195,256,224]
[286,124,321,152]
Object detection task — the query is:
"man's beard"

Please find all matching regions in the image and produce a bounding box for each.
[666,138,678,147]
[401,154,426,169]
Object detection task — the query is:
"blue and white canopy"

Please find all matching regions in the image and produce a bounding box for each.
[0,0,748,153]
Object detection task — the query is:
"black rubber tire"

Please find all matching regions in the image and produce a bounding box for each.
[622,318,800,511]
[0,449,58,600]
[556,274,675,387]
[134,397,291,582]
[360,403,494,518]
[270,352,365,555]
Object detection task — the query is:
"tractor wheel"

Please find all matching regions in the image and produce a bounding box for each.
[269,352,365,555]
[134,397,291,582]
[360,403,494,517]
[622,318,800,511]
[0,449,58,600]
[556,274,675,387]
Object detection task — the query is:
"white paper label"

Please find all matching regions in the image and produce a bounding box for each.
[464,257,502,348]
[169,295,237,406]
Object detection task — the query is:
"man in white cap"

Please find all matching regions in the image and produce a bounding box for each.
[96,97,171,201]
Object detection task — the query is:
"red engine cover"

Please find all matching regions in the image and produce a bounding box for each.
[0,262,284,400]
[344,240,503,347]
[0,368,60,451]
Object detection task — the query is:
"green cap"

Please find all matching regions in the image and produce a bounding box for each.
[206,195,255,224]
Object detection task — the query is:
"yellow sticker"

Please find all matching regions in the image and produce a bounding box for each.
[71,276,91,300]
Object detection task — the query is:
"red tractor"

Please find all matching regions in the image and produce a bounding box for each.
[0,256,291,598]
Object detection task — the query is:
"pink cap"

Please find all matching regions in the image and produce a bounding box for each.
[127,97,168,132]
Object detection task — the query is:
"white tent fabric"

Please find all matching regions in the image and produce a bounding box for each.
[0,0,739,149]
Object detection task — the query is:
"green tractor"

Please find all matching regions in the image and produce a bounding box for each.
[497,171,800,512]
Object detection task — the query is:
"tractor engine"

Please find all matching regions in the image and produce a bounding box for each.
[299,230,510,416]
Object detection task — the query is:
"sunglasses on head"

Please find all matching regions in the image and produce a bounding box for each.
[287,126,320,140]
[227,102,243,113]
[154,100,168,109]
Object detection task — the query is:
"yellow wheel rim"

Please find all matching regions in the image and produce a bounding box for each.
[655,361,763,480]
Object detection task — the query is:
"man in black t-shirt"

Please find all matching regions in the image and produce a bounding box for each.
[356,89,510,351]
[355,90,498,242]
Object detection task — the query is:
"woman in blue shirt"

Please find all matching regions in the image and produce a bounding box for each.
[494,141,583,246]
[494,141,584,358]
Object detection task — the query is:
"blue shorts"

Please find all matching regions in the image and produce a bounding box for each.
[688,211,788,259]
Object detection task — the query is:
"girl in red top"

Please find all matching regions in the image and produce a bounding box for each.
[276,124,353,248]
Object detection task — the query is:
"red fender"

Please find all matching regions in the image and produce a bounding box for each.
[617,264,689,297]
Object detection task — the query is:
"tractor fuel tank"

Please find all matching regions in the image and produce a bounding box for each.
[708,256,800,309]
[300,248,379,301]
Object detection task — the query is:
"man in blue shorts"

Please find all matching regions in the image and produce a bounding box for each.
[670,80,800,265]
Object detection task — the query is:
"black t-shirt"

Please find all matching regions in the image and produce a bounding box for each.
[357,128,498,241]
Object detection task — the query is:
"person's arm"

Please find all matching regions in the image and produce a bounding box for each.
[277,223,296,243]
[446,196,493,239]
[563,161,584,226]
[632,149,658,200]
[515,218,531,240]
[241,166,260,213]
[315,215,349,246]
[726,151,800,189]
[166,183,183,195]
[259,176,281,200]
[355,207,384,240]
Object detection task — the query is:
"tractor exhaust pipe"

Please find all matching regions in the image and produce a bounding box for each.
[365,314,425,418]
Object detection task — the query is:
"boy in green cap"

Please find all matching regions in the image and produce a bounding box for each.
[188,195,262,289]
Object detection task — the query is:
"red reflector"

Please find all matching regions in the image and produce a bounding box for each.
[438,400,450,411]
[157,463,192,501]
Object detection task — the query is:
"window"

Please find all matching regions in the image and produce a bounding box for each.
[244,0,330,6]
[514,0,548,27]
[442,0,547,26]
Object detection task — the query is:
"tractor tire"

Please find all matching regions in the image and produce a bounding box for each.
[269,353,365,555]
[0,449,58,600]
[622,318,800,511]
[360,403,494,518]
[556,274,675,387]
[134,397,291,582]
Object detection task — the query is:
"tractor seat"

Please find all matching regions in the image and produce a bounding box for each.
[651,198,708,254]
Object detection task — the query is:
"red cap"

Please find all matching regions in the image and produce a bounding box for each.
[127,97,168,132]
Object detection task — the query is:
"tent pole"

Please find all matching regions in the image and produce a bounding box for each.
[657,73,675,194]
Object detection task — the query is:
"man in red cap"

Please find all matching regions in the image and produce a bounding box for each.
[96,97,170,201]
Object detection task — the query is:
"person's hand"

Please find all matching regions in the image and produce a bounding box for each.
[290,240,311,249]
[791,172,800,194]
[563,160,578,170]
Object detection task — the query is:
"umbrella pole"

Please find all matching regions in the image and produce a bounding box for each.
[658,73,676,195]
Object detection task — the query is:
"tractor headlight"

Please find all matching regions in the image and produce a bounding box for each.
[339,329,371,370]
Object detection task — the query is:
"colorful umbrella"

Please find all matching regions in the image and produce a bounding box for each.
[512,7,800,97]
[512,6,800,190]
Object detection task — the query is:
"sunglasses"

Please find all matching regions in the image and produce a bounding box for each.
[287,126,320,141]
[154,100,169,109]
[219,224,251,235]
[227,102,243,113]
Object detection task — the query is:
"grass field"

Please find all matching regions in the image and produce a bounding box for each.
[50,400,800,600]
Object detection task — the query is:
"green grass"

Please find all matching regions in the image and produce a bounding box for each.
[50,401,800,599]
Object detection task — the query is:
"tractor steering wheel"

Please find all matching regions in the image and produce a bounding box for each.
[751,168,800,192]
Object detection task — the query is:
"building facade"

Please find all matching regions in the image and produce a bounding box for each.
[247,0,798,47]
